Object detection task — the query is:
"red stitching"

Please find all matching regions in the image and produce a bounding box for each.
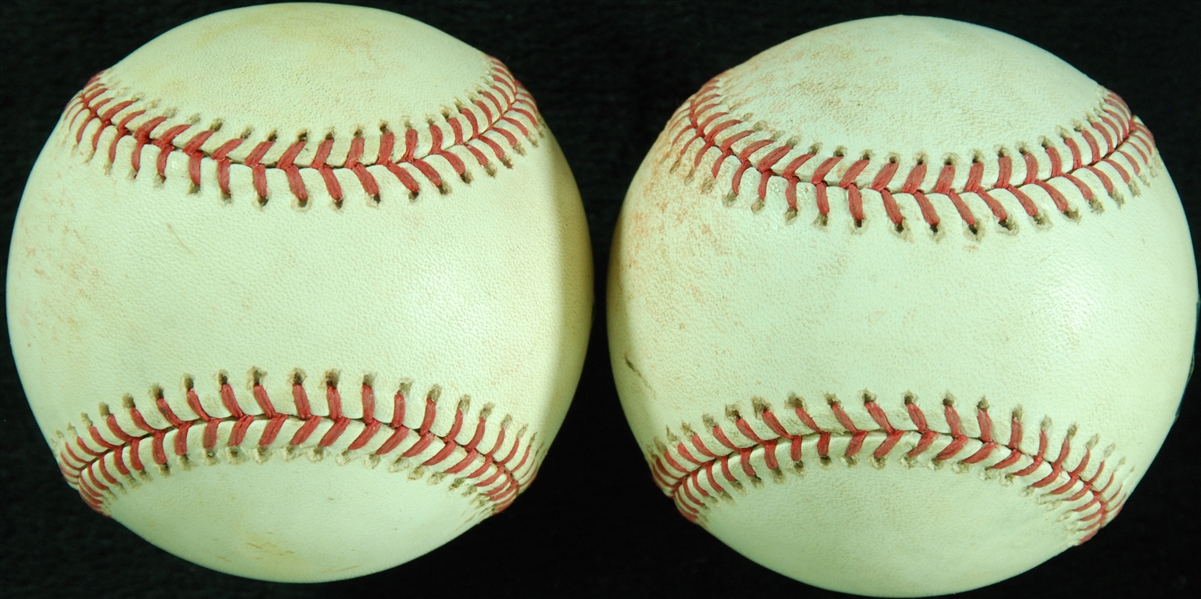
[668,82,1156,231]
[58,374,537,516]
[62,58,539,206]
[648,393,1125,545]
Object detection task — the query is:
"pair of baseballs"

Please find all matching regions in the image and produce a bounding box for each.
[7,3,1194,597]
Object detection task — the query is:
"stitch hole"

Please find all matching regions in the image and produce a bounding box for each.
[325,370,340,389]
[903,392,917,405]
[751,397,770,416]
[785,393,805,410]
[724,405,741,422]
[249,367,266,388]
[1126,177,1142,197]
[791,459,806,476]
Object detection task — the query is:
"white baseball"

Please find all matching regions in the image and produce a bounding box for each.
[608,16,1195,597]
[6,3,592,582]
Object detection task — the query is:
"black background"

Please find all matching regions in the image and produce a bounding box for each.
[1,1,1197,598]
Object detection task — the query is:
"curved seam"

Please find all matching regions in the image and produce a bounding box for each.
[62,56,540,206]
[648,394,1127,545]
[57,374,538,516]
[666,76,1157,233]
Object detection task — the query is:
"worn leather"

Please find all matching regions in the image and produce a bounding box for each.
[608,16,1196,597]
[7,3,592,583]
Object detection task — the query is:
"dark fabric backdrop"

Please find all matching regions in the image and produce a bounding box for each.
[1,1,1196,597]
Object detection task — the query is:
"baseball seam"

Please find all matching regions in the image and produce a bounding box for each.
[648,392,1127,544]
[63,57,541,207]
[665,77,1157,234]
[57,370,539,516]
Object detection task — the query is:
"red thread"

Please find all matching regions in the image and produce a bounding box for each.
[649,395,1126,545]
[63,59,539,205]
[183,129,215,188]
[667,79,1155,229]
[57,378,538,517]
[130,116,167,175]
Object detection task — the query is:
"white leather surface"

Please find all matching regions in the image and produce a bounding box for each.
[609,16,1196,597]
[7,3,592,583]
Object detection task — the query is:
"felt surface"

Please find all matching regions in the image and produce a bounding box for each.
[1,1,1196,597]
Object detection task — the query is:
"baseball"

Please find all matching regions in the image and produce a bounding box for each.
[6,3,591,582]
[608,15,1196,597]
